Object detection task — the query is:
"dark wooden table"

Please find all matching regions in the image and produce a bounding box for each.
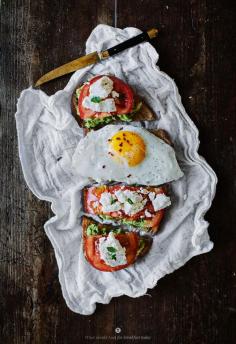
[1,1,236,343]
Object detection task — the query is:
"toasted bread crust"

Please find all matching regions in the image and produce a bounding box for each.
[132,96,156,121]
[151,129,173,146]
[82,216,91,239]
[137,236,153,257]
[71,91,84,127]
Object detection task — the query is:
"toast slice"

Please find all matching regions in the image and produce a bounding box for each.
[71,86,156,130]
[151,129,173,146]
[82,216,152,267]
[83,185,170,234]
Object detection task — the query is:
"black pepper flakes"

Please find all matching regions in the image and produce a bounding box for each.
[102,165,106,168]
[127,174,132,178]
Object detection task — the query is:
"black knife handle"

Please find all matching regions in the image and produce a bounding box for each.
[107,31,150,57]
[99,28,158,60]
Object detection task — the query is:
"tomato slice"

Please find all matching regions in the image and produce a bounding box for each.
[78,75,134,119]
[109,76,134,114]
[84,232,139,272]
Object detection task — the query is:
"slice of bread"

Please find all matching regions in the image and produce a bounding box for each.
[71,86,156,129]
[151,129,173,146]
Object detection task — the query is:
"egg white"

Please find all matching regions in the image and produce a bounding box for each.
[72,125,183,186]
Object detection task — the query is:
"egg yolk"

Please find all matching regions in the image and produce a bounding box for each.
[109,131,146,167]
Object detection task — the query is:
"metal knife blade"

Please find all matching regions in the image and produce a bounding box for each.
[35,52,100,87]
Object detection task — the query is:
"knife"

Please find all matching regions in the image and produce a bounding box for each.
[35,28,158,87]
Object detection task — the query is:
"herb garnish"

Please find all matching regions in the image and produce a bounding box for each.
[91,96,101,103]
[86,224,99,236]
[107,247,116,253]
[107,246,117,260]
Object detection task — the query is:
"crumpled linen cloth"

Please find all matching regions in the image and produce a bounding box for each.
[15,24,217,315]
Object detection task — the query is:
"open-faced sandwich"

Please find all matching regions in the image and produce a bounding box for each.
[82,216,152,272]
[83,184,170,233]
[71,75,155,129]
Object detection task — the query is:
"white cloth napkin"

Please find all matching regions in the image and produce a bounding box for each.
[15,24,217,315]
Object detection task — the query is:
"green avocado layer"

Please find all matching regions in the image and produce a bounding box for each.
[98,215,148,229]
[86,223,123,236]
[83,102,142,128]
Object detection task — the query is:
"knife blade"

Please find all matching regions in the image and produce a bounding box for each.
[35,28,158,87]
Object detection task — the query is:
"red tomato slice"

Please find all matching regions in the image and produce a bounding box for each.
[84,232,139,272]
[78,75,134,119]
[109,76,134,114]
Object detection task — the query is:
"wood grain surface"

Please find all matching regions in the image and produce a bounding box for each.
[1,0,236,343]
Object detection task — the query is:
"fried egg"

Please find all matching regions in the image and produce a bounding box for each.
[72,125,183,185]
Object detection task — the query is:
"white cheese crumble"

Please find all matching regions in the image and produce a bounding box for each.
[82,76,117,113]
[115,189,147,215]
[144,209,152,218]
[98,232,127,267]
[115,189,143,203]
[111,90,119,98]
[99,192,122,212]
[90,76,113,98]
[82,97,116,112]
[123,200,147,216]
[99,190,147,216]
[148,193,171,211]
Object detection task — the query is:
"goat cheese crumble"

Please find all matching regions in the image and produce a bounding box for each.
[145,209,152,217]
[98,189,171,216]
[148,193,171,211]
[111,90,119,98]
[99,189,147,216]
[98,232,127,267]
[82,76,117,113]
[82,97,116,113]
[90,76,113,98]
[99,192,122,212]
